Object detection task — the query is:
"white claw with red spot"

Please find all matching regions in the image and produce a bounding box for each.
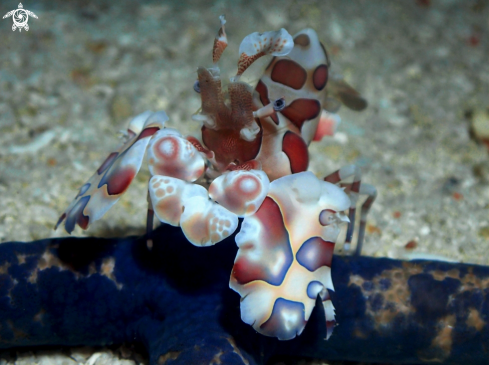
[149,175,207,226]
[230,172,350,341]
[147,128,206,182]
[268,171,350,245]
[149,176,238,247]
[209,169,270,217]
[180,196,238,247]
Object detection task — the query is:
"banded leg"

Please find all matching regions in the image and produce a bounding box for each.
[146,188,155,250]
[323,165,376,254]
[324,165,360,251]
[356,183,377,256]
[55,111,168,234]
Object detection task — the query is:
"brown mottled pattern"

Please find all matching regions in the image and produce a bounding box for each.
[197,67,227,121]
[18,246,124,292]
[348,261,489,362]
[201,127,262,168]
[237,51,265,76]
[213,38,227,64]
[349,264,420,328]
[228,82,255,129]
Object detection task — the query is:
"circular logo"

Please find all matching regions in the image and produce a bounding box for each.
[12,9,28,28]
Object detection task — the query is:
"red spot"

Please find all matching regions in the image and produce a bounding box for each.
[351,181,361,194]
[363,196,375,210]
[271,59,307,90]
[154,137,179,160]
[282,131,308,173]
[468,35,480,47]
[313,111,338,141]
[281,99,321,131]
[137,127,160,141]
[256,80,270,106]
[236,175,260,196]
[452,192,463,201]
[97,152,118,175]
[255,80,279,125]
[233,197,292,286]
[106,167,136,195]
[77,213,90,230]
[405,240,417,249]
[313,64,328,90]
[393,211,402,219]
[216,174,262,212]
[324,171,341,184]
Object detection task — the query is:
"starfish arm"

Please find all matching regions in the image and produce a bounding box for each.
[0,226,488,365]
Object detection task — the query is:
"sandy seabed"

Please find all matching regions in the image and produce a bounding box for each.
[0,0,488,364]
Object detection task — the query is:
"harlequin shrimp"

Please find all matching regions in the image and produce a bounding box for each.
[56,16,376,341]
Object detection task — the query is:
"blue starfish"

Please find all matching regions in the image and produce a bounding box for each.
[0,225,488,364]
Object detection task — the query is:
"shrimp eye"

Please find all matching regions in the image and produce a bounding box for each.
[193,80,201,93]
[273,97,285,111]
[319,209,336,226]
